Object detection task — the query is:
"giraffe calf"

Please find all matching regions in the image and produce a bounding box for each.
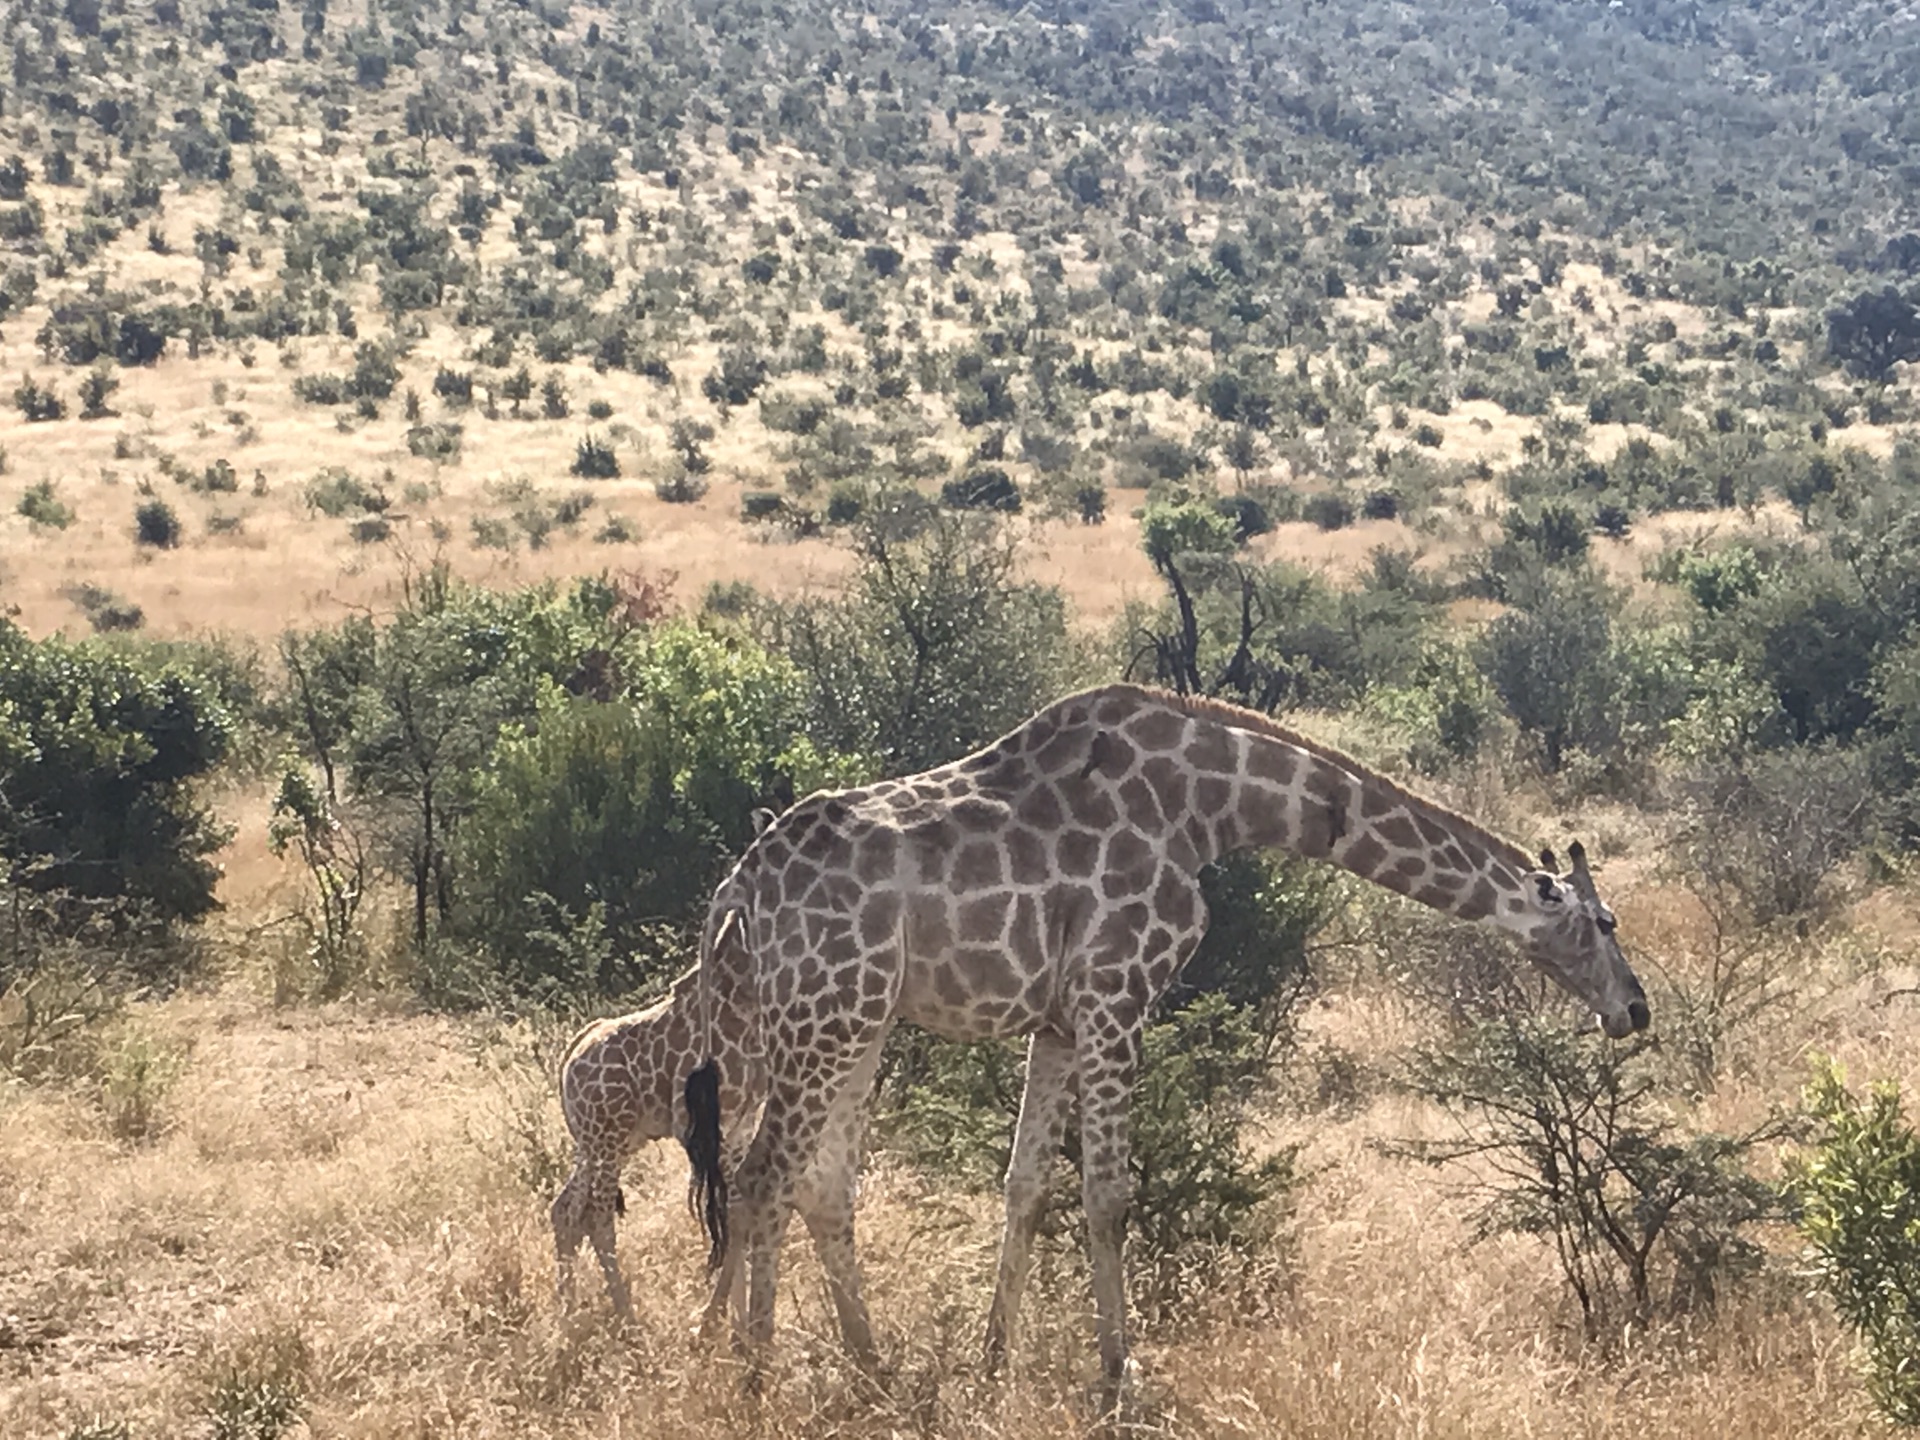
[550,920,765,1316]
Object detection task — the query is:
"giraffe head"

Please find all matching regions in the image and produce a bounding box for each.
[1517,842,1648,1039]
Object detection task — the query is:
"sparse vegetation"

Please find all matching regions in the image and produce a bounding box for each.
[18,479,73,528]
[570,435,619,479]
[134,498,182,549]
[0,0,1919,1429]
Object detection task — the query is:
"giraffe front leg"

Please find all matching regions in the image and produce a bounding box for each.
[982,1027,1078,1375]
[1076,1026,1141,1409]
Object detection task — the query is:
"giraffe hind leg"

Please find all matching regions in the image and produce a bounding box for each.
[1075,1024,1143,1409]
[550,1157,590,1310]
[982,1027,1078,1375]
[794,1077,883,1373]
[733,1022,895,1372]
[583,1161,633,1318]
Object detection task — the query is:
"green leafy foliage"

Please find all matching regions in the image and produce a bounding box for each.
[1477,573,1620,772]
[133,499,181,548]
[0,623,233,928]
[458,623,851,996]
[1795,1061,1920,1426]
[18,480,73,528]
[776,513,1080,774]
[570,434,619,479]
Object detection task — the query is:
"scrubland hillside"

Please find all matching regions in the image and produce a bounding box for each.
[4,0,1920,1433]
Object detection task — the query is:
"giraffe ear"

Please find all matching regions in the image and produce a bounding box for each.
[1566,841,1599,899]
[1539,847,1558,873]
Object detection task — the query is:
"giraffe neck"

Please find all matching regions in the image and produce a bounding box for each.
[1203,726,1535,928]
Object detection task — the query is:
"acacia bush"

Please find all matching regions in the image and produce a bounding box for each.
[18,480,73,528]
[775,514,1079,774]
[1673,746,1876,926]
[1396,1017,1792,1342]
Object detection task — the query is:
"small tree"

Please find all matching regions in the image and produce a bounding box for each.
[1827,285,1920,381]
[502,366,533,416]
[268,767,371,997]
[540,372,569,419]
[135,499,182,548]
[18,481,73,529]
[1795,1061,1920,1426]
[13,375,64,421]
[668,417,715,474]
[940,467,1021,512]
[701,346,769,408]
[1396,1017,1791,1342]
[77,368,118,419]
[570,435,620,479]
[1478,574,1618,771]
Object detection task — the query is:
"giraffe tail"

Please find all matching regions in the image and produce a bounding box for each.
[682,903,738,1272]
[683,1057,726,1270]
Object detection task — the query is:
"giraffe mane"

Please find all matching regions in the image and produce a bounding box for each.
[1094,683,1541,876]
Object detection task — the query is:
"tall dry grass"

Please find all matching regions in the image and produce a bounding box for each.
[2,872,1908,1440]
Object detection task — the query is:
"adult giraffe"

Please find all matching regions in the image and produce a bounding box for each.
[682,682,1648,1394]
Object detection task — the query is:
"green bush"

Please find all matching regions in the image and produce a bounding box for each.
[1302,491,1355,531]
[778,514,1078,773]
[0,622,233,928]
[405,422,463,463]
[134,499,182,548]
[14,375,64,421]
[303,468,388,518]
[570,434,619,478]
[1140,496,1237,562]
[940,466,1021,513]
[879,994,1298,1323]
[1478,573,1619,771]
[702,346,769,408]
[1175,852,1338,1043]
[432,368,473,406]
[457,625,845,997]
[1121,996,1299,1318]
[291,372,350,406]
[741,490,786,522]
[64,581,143,632]
[18,480,73,528]
[1795,1061,1920,1426]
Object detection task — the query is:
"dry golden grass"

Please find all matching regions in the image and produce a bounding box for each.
[4,858,1911,1439]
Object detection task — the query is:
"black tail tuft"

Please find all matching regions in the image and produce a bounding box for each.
[614,1186,626,1218]
[682,1058,728,1272]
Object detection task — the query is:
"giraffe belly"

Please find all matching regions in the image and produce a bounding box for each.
[897,949,1052,1041]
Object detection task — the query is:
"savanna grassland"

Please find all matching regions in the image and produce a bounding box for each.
[5,0,1920,1435]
